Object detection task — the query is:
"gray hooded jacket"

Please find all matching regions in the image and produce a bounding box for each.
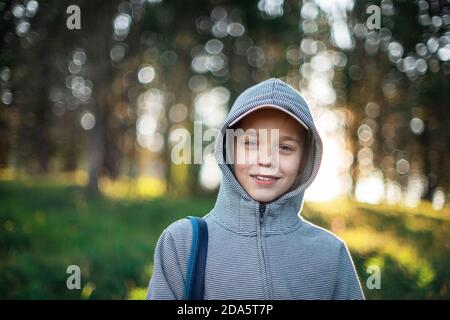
[147,78,365,300]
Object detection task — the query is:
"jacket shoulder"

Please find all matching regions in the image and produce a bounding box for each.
[300,218,348,251]
[162,218,193,245]
[165,217,192,234]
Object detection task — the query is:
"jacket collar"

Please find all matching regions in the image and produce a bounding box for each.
[209,175,305,235]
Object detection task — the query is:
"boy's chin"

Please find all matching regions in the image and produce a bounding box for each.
[248,191,282,203]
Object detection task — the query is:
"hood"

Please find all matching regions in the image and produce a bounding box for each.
[209,78,323,235]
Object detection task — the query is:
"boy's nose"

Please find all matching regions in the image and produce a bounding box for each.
[257,145,278,167]
[258,155,271,167]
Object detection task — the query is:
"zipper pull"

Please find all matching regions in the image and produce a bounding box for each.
[259,203,266,220]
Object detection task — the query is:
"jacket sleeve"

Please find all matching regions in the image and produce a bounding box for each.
[146,228,185,300]
[333,242,365,300]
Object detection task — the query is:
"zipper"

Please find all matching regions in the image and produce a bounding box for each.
[257,203,270,299]
[259,203,266,222]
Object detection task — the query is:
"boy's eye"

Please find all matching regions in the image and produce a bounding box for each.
[243,137,257,147]
[279,144,294,152]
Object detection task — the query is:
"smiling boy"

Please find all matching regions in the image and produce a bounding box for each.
[231,107,308,203]
[147,78,365,300]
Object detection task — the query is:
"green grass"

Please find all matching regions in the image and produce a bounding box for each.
[0,180,214,299]
[0,180,449,299]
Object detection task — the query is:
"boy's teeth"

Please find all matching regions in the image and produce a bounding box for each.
[255,175,273,181]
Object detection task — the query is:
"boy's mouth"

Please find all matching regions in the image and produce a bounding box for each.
[250,174,280,185]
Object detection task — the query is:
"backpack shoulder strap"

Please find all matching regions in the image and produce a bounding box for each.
[184,216,208,300]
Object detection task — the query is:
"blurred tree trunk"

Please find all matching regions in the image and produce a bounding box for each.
[32,42,52,174]
[84,2,115,193]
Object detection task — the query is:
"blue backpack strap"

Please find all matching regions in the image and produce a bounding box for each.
[184,216,208,300]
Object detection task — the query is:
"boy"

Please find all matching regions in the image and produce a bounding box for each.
[147,78,365,300]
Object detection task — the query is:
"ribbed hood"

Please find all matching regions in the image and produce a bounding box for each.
[210,78,323,235]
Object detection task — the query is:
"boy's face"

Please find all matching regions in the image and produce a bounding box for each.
[232,108,306,203]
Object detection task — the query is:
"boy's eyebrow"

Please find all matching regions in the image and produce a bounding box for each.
[279,135,300,143]
[240,133,301,143]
